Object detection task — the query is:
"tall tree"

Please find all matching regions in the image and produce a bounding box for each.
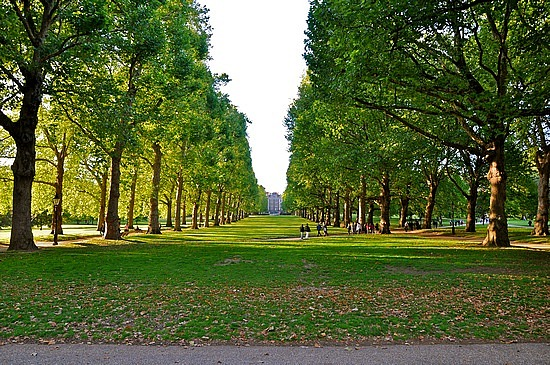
[0,1,107,250]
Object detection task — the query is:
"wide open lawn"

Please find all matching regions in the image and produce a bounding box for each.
[0,215,548,345]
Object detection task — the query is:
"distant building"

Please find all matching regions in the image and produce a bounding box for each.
[266,192,282,215]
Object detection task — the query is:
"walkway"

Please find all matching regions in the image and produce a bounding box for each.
[0,342,548,365]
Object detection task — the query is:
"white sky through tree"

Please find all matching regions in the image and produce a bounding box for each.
[199,0,309,194]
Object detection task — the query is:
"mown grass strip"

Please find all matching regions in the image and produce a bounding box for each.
[0,215,548,345]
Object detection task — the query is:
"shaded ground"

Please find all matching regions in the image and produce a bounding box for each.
[1,228,548,251]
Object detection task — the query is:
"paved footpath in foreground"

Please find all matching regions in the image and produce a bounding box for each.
[0,343,548,365]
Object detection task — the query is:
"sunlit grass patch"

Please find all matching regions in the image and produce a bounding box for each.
[0,215,548,345]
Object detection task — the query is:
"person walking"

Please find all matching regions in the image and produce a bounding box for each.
[316,222,322,236]
[300,224,305,239]
[323,223,328,236]
[305,223,311,239]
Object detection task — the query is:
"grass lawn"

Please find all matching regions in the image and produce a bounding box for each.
[0,215,548,346]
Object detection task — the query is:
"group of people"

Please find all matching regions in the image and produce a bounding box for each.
[347,221,377,235]
[300,222,329,239]
[404,220,422,232]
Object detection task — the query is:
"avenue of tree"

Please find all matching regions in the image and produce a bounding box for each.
[284,0,549,247]
[0,1,266,251]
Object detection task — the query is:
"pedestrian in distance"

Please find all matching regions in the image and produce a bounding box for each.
[316,222,322,236]
[323,223,328,236]
[300,224,305,239]
[305,223,311,239]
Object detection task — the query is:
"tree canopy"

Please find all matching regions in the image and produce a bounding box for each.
[284,0,549,246]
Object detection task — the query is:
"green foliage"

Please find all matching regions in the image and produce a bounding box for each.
[288,0,548,240]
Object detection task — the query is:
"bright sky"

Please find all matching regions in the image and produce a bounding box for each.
[199,0,309,194]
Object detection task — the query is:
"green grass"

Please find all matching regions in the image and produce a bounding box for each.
[0,215,548,346]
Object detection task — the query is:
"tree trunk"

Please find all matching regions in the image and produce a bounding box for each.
[449,150,484,233]
[191,189,202,229]
[358,175,366,225]
[182,193,187,225]
[97,172,108,232]
[6,71,43,251]
[343,190,351,228]
[214,188,222,226]
[533,149,550,236]
[465,183,478,232]
[367,201,375,225]
[326,189,332,225]
[234,200,240,222]
[333,191,340,227]
[379,172,391,234]
[9,136,38,251]
[165,195,173,228]
[482,139,510,247]
[399,184,411,228]
[423,178,439,229]
[127,168,138,229]
[105,147,123,240]
[147,142,162,234]
[220,191,227,224]
[204,190,212,228]
[174,171,183,231]
[225,194,232,224]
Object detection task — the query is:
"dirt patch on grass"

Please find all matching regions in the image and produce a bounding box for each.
[215,256,253,266]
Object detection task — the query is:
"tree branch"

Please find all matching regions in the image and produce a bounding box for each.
[10,0,38,46]
[353,97,481,154]
[34,179,55,187]
[0,110,15,133]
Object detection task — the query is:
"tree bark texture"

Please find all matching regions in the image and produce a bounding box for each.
[105,148,123,240]
[465,184,478,233]
[482,139,510,247]
[147,143,162,234]
[7,71,44,251]
[9,136,38,251]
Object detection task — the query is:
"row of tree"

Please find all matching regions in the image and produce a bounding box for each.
[0,1,263,251]
[284,0,549,247]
